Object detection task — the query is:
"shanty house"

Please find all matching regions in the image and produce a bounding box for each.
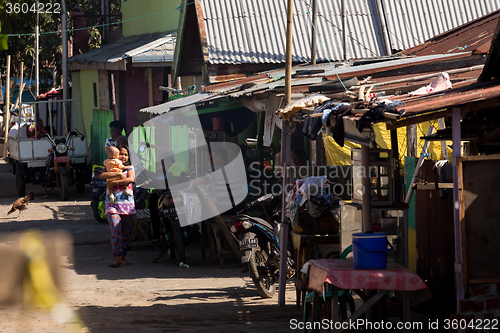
[68,0,180,165]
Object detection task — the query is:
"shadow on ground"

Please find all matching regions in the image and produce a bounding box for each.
[76,297,301,333]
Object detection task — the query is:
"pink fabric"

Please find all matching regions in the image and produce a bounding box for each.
[408,72,452,96]
[307,259,428,293]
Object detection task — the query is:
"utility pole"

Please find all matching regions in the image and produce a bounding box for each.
[3,55,11,159]
[35,0,39,97]
[279,0,294,308]
[284,0,293,106]
[310,0,317,65]
[61,0,68,134]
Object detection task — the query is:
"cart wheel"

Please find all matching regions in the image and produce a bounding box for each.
[16,173,26,197]
[60,173,69,201]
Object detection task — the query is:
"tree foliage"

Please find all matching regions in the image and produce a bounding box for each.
[0,0,121,95]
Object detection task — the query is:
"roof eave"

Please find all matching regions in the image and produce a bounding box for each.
[68,60,127,71]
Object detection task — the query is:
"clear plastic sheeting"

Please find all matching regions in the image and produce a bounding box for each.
[129,105,248,227]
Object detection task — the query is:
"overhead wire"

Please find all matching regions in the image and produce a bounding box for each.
[301,0,379,58]
[306,8,348,93]
[6,2,193,37]
[395,0,423,45]
[379,0,424,52]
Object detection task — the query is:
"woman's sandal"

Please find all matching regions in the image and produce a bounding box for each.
[120,261,131,265]
[110,261,121,267]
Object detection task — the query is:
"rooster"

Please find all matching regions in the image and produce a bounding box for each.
[5,191,35,218]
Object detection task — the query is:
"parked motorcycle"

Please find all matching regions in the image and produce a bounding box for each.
[90,164,150,224]
[40,130,86,200]
[90,165,107,223]
[151,160,200,265]
[154,190,188,264]
[229,193,295,298]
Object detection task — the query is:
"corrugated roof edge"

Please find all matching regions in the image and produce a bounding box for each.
[68,32,177,65]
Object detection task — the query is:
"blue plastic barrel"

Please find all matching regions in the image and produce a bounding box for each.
[352,232,393,269]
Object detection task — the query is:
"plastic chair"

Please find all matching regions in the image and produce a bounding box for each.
[302,245,356,331]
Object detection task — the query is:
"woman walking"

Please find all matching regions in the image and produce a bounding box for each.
[100,144,136,267]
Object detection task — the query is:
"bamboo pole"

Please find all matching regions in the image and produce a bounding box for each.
[452,108,465,310]
[16,62,24,110]
[36,0,40,97]
[361,144,373,233]
[284,0,293,106]
[278,0,294,308]
[310,0,317,65]
[3,55,11,159]
[375,0,391,56]
[62,0,68,135]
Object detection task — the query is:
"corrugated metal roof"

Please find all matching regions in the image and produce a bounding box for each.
[402,10,500,56]
[382,0,500,52]
[68,32,176,67]
[131,41,175,64]
[389,78,500,120]
[152,11,498,119]
[195,0,500,65]
[198,0,383,64]
[202,52,472,96]
[141,93,221,114]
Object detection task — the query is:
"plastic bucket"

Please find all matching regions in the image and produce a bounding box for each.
[352,232,393,269]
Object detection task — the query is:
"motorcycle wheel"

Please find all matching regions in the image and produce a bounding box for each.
[16,173,26,197]
[167,218,186,264]
[60,173,69,201]
[91,197,107,223]
[248,249,276,298]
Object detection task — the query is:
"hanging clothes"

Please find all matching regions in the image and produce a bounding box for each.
[356,102,405,133]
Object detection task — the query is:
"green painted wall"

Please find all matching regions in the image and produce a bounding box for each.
[170,125,189,166]
[122,0,181,37]
[77,70,100,146]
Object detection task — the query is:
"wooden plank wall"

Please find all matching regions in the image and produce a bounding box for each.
[415,160,456,314]
[91,109,114,166]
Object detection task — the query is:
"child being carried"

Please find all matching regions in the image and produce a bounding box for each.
[103,146,133,203]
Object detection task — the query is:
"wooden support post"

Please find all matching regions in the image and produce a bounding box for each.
[284,0,293,108]
[279,0,294,307]
[310,0,317,65]
[438,118,448,159]
[361,144,373,233]
[3,55,11,159]
[279,121,292,307]
[452,107,465,310]
[257,111,264,166]
[390,129,401,203]
[148,67,154,107]
[407,124,417,158]
[16,62,24,109]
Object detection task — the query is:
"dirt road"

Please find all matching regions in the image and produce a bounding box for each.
[0,160,302,333]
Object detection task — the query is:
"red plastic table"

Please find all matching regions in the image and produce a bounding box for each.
[305,259,428,333]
